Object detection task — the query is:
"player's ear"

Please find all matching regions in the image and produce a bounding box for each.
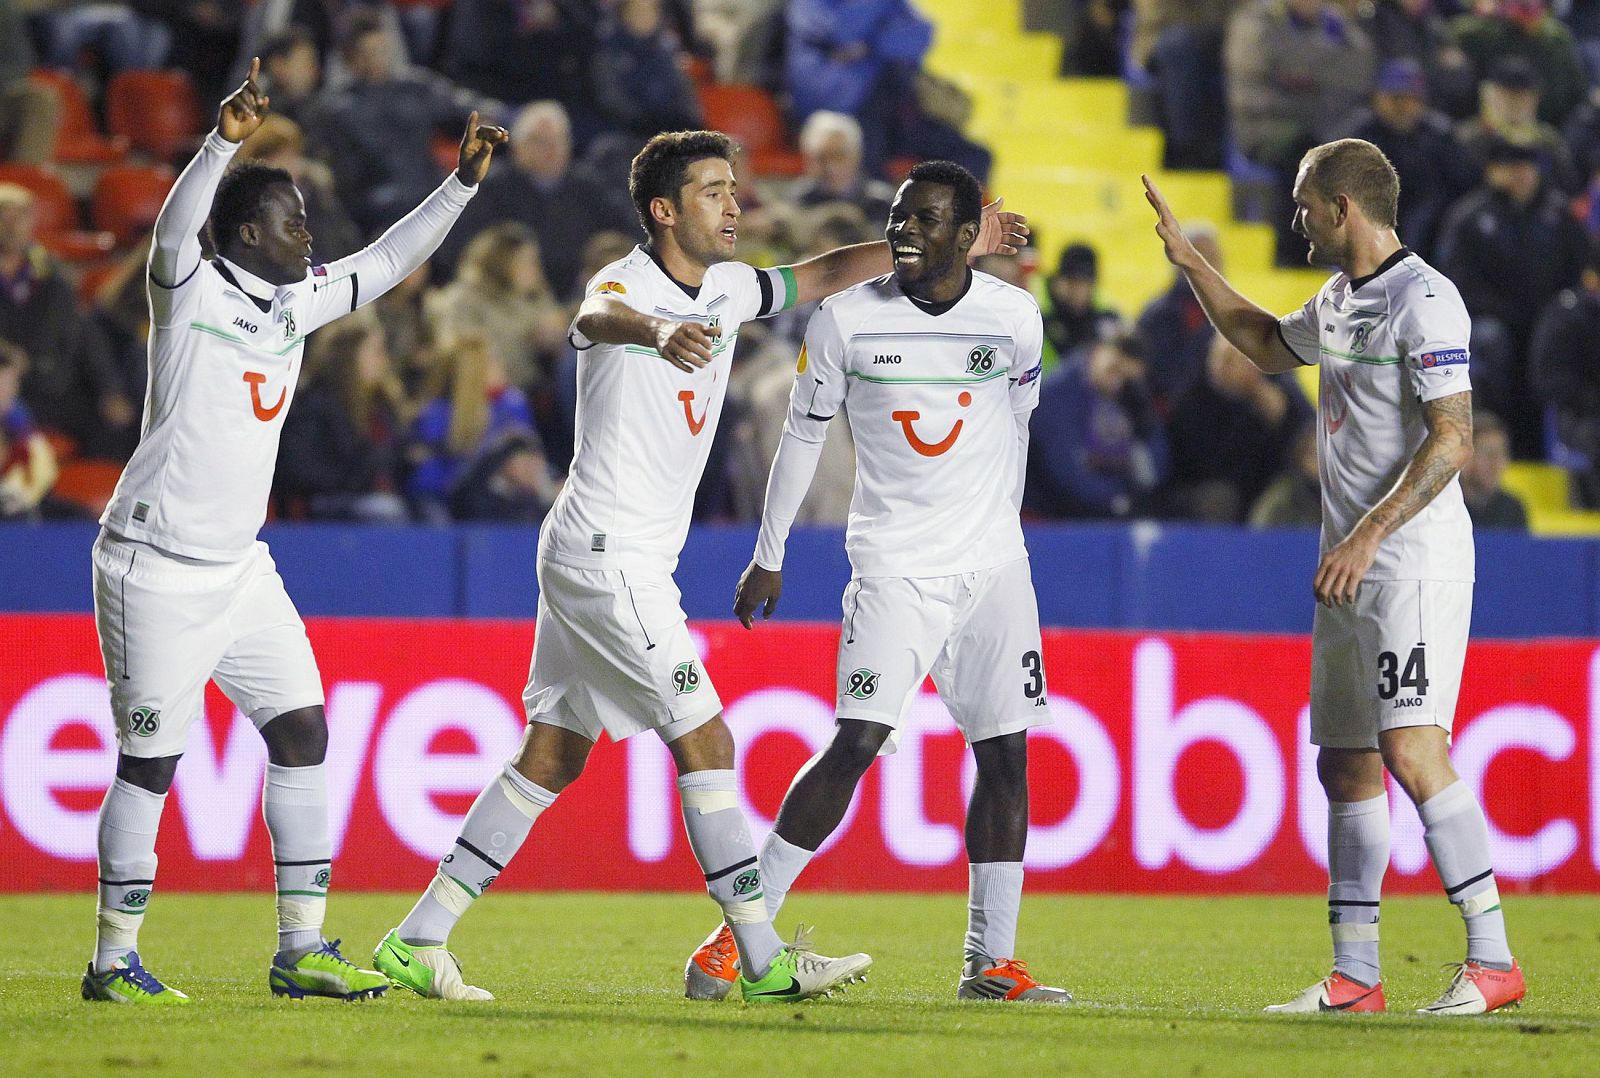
[238,221,260,249]
[957,219,979,252]
[650,195,676,232]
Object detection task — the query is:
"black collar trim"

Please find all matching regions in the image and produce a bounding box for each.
[214,260,272,314]
[643,243,701,300]
[904,269,972,317]
[1349,247,1412,292]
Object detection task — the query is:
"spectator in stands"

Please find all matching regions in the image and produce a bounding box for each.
[1136,224,1221,408]
[1249,421,1321,527]
[1027,330,1168,519]
[433,100,635,299]
[375,263,436,399]
[1064,0,1129,77]
[1454,58,1578,195]
[1161,334,1312,521]
[258,25,322,129]
[1226,0,1375,264]
[1343,59,1475,260]
[1451,0,1584,126]
[591,0,704,138]
[130,0,242,102]
[1134,0,1239,169]
[448,428,563,522]
[1530,253,1600,506]
[1042,242,1120,368]
[274,319,410,523]
[442,0,597,118]
[695,0,783,85]
[426,222,568,399]
[791,112,897,224]
[0,183,134,460]
[406,334,537,520]
[1358,0,1475,119]
[0,0,61,165]
[1437,137,1587,455]
[35,2,172,73]
[786,0,992,182]
[0,341,57,520]
[306,6,502,234]
[88,237,152,408]
[238,114,362,262]
[1459,409,1529,529]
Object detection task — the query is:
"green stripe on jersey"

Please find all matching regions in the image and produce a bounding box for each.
[190,322,305,355]
[845,367,1012,385]
[1319,345,1403,365]
[778,266,798,310]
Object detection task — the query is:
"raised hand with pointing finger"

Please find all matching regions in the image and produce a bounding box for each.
[219,57,270,144]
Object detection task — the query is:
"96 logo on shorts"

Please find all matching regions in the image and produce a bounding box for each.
[672,661,701,695]
[127,706,161,737]
[845,668,880,700]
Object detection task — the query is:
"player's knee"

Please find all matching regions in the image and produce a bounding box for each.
[1378,735,1449,801]
[972,732,1028,787]
[825,720,888,775]
[1316,747,1382,802]
[116,752,180,794]
[260,705,328,767]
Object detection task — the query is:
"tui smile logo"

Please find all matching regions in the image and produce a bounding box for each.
[244,371,286,421]
[893,391,971,456]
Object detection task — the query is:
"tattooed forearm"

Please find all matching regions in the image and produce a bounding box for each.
[1361,391,1474,540]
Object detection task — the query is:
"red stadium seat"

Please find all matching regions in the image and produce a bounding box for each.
[51,459,125,517]
[697,84,806,178]
[92,164,175,245]
[105,69,202,161]
[0,163,116,261]
[27,68,130,165]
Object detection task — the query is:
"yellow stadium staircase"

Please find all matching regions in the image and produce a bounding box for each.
[916,0,1600,536]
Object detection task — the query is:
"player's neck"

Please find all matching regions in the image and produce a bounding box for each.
[1341,230,1404,282]
[219,247,294,290]
[904,265,971,307]
[649,236,708,289]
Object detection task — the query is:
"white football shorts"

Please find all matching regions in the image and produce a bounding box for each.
[523,559,722,744]
[1310,579,1473,749]
[92,529,325,758]
[834,557,1051,755]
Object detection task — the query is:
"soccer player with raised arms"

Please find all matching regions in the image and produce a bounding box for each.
[681,161,1070,1005]
[374,134,1029,1003]
[1145,140,1523,1015]
[82,61,507,1004]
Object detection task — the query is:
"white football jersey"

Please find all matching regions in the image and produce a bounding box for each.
[102,131,476,561]
[540,246,795,572]
[1278,248,1474,582]
[783,270,1042,578]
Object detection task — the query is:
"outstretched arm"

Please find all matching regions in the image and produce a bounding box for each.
[1143,175,1302,374]
[783,198,1030,306]
[1313,391,1473,605]
[150,58,268,288]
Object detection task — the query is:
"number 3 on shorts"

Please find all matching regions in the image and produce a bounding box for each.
[1376,645,1429,700]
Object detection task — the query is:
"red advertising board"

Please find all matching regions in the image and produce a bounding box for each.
[1,614,1594,893]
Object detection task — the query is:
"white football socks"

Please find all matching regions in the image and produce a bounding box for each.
[678,769,783,978]
[1418,780,1513,968]
[399,765,556,946]
[264,762,332,958]
[758,831,815,920]
[94,778,166,972]
[1327,794,1388,986]
[964,861,1024,966]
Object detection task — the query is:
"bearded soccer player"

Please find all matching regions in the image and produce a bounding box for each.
[681,161,1070,1005]
[374,135,1028,1003]
[1145,140,1523,1016]
[82,60,506,1004]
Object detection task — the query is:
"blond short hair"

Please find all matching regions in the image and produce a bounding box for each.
[1300,139,1401,228]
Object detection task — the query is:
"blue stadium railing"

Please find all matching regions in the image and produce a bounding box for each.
[2,522,1594,639]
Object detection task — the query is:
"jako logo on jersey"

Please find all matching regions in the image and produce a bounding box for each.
[1323,370,1353,435]
[967,345,996,374]
[1420,349,1469,368]
[678,390,708,436]
[596,280,627,295]
[874,354,902,364]
[1351,323,1373,354]
[845,668,880,699]
[232,316,258,334]
[893,391,971,456]
[243,371,287,421]
[672,661,700,695]
[127,706,160,737]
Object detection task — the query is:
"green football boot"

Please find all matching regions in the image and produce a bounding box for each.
[738,926,871,1004]
[81,952,190,1005]
[269,938,388,1000]
[373,930,493,1001]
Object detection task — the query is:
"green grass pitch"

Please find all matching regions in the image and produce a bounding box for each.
[5,893,1598,1076]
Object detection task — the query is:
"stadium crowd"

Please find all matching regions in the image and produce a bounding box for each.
[0,0,1584,533]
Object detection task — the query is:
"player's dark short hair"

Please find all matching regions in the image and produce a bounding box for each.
[904,160,983,231]
[1300,139,1400,229]
[209,162,296,253]
[629,130,738,237]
